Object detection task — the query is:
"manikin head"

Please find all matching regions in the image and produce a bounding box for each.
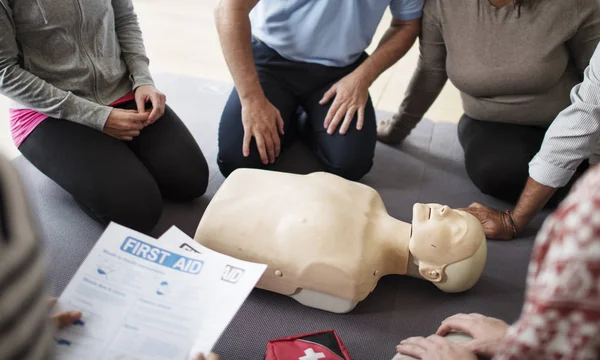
[408,203,487,293]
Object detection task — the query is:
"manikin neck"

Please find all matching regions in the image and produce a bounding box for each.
[375,213,412,277]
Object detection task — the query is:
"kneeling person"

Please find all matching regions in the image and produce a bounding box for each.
[215,0,423,181]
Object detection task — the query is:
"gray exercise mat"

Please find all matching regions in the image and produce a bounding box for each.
[12,73,549,360]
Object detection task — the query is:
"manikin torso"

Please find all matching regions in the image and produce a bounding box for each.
[195,169,487,313]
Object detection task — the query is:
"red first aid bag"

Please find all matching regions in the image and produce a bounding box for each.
[265,330,352,360]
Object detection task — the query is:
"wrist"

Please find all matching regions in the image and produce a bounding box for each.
[352,65,377,88]
[240,92,267,107]
[504,210,518,239]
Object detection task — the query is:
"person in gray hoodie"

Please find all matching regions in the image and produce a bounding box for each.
[0,0,209,233]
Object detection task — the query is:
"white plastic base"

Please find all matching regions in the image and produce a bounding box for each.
[290,288,358,313]
[391,332,474,360]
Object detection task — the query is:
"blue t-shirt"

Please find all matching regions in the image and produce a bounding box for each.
[250,0,424,67]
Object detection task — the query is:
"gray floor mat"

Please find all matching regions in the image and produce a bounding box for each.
[12,73,548,360]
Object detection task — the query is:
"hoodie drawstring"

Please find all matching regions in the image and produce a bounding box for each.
[36,0,48,24]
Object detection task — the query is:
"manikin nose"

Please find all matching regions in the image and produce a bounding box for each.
[440,206,450,216]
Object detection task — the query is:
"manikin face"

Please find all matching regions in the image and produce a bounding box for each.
[409,203,484,282]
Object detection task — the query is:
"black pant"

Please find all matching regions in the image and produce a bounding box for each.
[19,101,209,233]
[458,114,587,207]
[217,39,377,181]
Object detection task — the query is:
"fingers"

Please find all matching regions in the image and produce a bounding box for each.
[271,130,281,159]
[324,98,340,129]
[194,353,220,360]
[396,337,427,357]
[242,130,251,157]
[469,202,484,209]
[396,343,425,358]
[426,334,451,346]
[135,94,147,114]
[52,310,82,329]
[124,111,148,123]
[339,106,357,135]
[437,313,484,337]
[122,130,141,138]
[148,106,162,124]
[327,106,346,135]
[436,319,473,337]
[357,106,365,131]
[254,133,269,165]
[319,86,336,106]
[147,93,166,123]
[265,132,276,164]
[276,112,285,135]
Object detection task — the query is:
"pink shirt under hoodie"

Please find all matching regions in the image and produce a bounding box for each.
[9,91,135,147]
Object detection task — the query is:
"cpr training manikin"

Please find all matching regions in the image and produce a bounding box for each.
[194,169,487,314]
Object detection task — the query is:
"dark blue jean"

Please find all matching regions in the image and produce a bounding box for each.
[217,38,377,181]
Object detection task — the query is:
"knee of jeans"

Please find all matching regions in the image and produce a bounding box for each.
[217,147,265,178]
[323,155,373,181]
[96,184,162,234]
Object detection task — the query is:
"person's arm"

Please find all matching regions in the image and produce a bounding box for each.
[0,5,112,131]
[321,12,421,135]
[465,42,600,240]
[514,43,600,233]
[111,0,154,90]
[495,170,600,359]
[377,0,448,144]
[215,0,263,109]
[111,0,167,124]
[214,0,284,165]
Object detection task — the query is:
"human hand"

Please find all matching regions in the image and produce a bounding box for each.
[135,85,166,125]
[194,353,219,360]
[460,202,516,240]
[396,335,477,360]
[48,298,82,329]
[241,96,284,164]
[320,72,370,135]
[376,118,414,145]
[104,108,147,141]
[436,313,509,358]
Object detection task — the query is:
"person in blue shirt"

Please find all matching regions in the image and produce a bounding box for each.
[215,0,423,181]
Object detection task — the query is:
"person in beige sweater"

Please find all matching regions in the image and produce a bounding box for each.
[378,0,600,240]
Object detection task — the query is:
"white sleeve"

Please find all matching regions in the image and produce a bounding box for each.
[529,44,600,188]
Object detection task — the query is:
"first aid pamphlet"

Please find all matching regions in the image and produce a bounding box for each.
[52,223,267,359]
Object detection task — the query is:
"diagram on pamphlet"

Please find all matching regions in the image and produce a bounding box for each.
[156,281,170,296]
[97,259,117,279]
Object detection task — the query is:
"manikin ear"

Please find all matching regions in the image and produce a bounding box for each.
[418,262,445,283]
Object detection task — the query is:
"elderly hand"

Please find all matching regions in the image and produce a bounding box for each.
[135,85,167,126]
[460,202,516,240]
[396,335,477,360]
[320,71,370,135]
[436,313,509,358]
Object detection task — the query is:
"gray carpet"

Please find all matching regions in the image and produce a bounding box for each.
[13,73,549,360]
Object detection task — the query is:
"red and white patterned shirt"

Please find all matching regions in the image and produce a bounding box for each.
[495,166,600,359]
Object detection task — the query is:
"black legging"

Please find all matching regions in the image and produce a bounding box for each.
[217,38,377,181]
[19,101,209,233]
[458,114,588,207]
